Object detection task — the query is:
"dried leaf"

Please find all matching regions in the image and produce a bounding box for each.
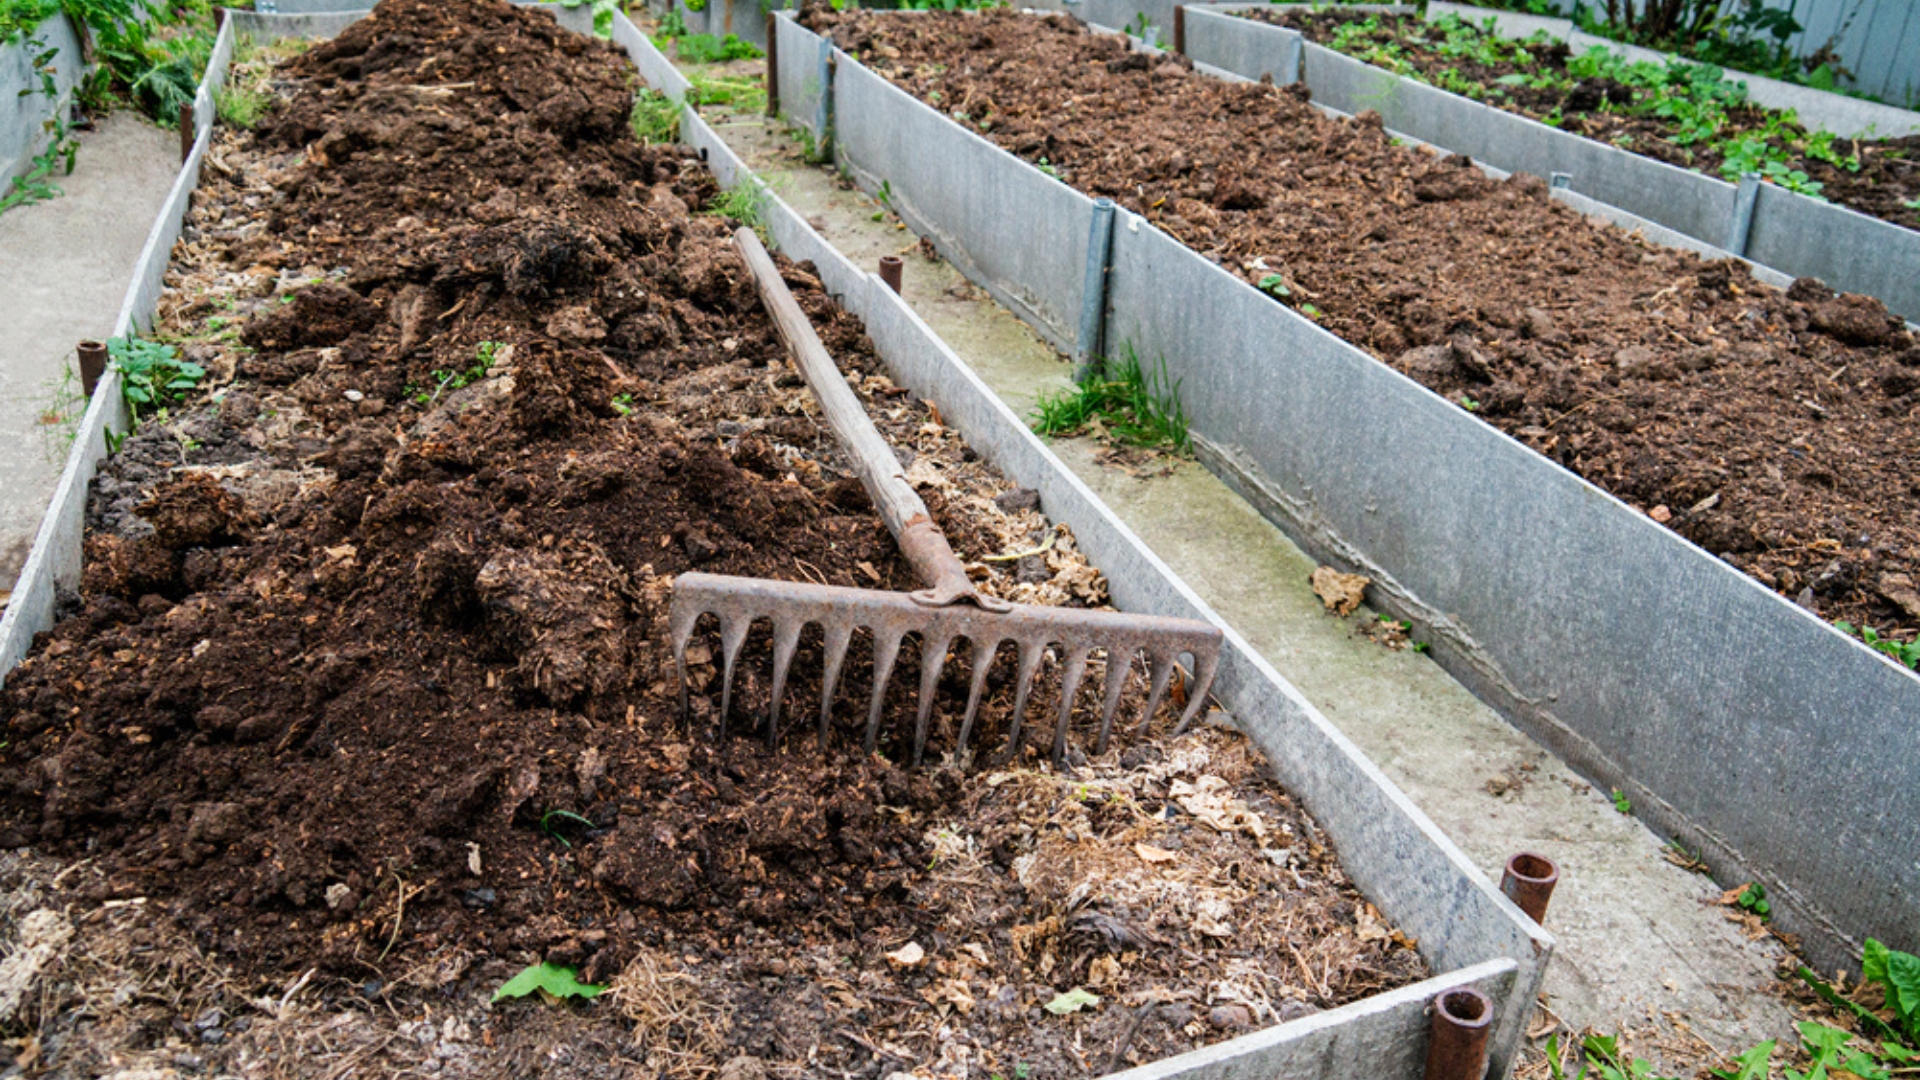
[885,941,927,968]
[1044,987,1101,1015]
[1310,566,1369,616]
[1134,843,1179,865]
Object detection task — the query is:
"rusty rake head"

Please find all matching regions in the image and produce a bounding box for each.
[670,571,1223,767]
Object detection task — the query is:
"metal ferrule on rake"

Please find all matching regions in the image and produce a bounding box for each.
[672,571,1222,765]
[670,227,1226,766]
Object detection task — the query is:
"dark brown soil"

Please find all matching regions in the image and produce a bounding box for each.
[1257,10,1920,233]
[0,1,1423,1074]
[806,8,1920,644]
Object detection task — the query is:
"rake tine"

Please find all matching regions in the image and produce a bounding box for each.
[1171,647,1223,736]
[717,614,753,740]
[766,617,805,749]
[670,603,705,726]
[863,628,906,754]
[954,636,1000,757]
[819,621,854,745]
[912,631,955,766]
[1094,645,1132,755]
[1136,649,1179,736]
[999,638,1049,765]
[1051,644,1093,769]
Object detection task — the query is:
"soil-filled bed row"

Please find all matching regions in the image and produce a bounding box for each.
[1251,10,1920,233]
[0,1,1424,1074]
[805,8,1920,645]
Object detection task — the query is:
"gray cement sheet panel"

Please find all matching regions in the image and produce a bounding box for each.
[1,14,84,186]
[672,0,779,50]
[773,14,824,142]
[1744,181,1920,321]
[1101,208,1920,973]
[1103,959,1515,1080]
[830,55,1093,354]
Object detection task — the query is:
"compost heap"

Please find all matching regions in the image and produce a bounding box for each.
[0,0,1424,1074]
[809,8,1920,638]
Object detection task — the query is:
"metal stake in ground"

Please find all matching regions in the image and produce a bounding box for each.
[667,228,1224,767]
[878,255,903,294]
[1500,852,1559,924]
[76,340,107,398]
[765,11,780,118]
[1425,988,1493,1080]
[178,103,195,164]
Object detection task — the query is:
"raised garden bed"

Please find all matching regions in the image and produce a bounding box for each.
[1249,7,1920,233]
[1159,2,1920,326]
[808,7,1920,641]
[0,0,1561,1075]
[777,6,1920,979]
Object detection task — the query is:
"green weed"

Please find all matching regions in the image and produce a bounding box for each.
[546,0,618,38]
[1610,788,1632,814]
[215,81,272,129]
[611,392,636,416]
[675,31,762,63]
[0,34,76,216]
[406,341,502,407]
[1032,344,1190,453]
[1835,621,1920,670]
[1735,881,1770,920]
[538,809,595,849]
[108,334,205,429]
[1312,12,1868,204]
[690,69,765,114]
[492,961,607,1002]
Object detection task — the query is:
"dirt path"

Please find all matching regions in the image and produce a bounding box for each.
[0,113,178,604]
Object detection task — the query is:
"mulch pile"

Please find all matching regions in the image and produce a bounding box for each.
[0,1,1424,1074]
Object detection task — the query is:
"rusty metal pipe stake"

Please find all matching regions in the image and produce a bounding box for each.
[214,5,225,30]
[178,102,195,164]
[77,340,107,398]
[1172,5,1186,56]
[878,255,903,294]
[1501,852,1559,924]
[765,12,780,118]
[1425,988,1492,1080]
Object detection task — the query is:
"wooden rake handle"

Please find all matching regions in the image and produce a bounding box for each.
[731,227,1008,612]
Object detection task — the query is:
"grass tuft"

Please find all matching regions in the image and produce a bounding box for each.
[630,88,681,144]
[689,69,765,115]
[1032,344,1190,453]
[705,177,770,239]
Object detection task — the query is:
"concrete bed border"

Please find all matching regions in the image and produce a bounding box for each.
[0,5,1553,1078]
[1041,0,1920,323]
[774,11,1920,981]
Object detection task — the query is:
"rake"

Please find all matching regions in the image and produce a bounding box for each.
[669,228,1224,766]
